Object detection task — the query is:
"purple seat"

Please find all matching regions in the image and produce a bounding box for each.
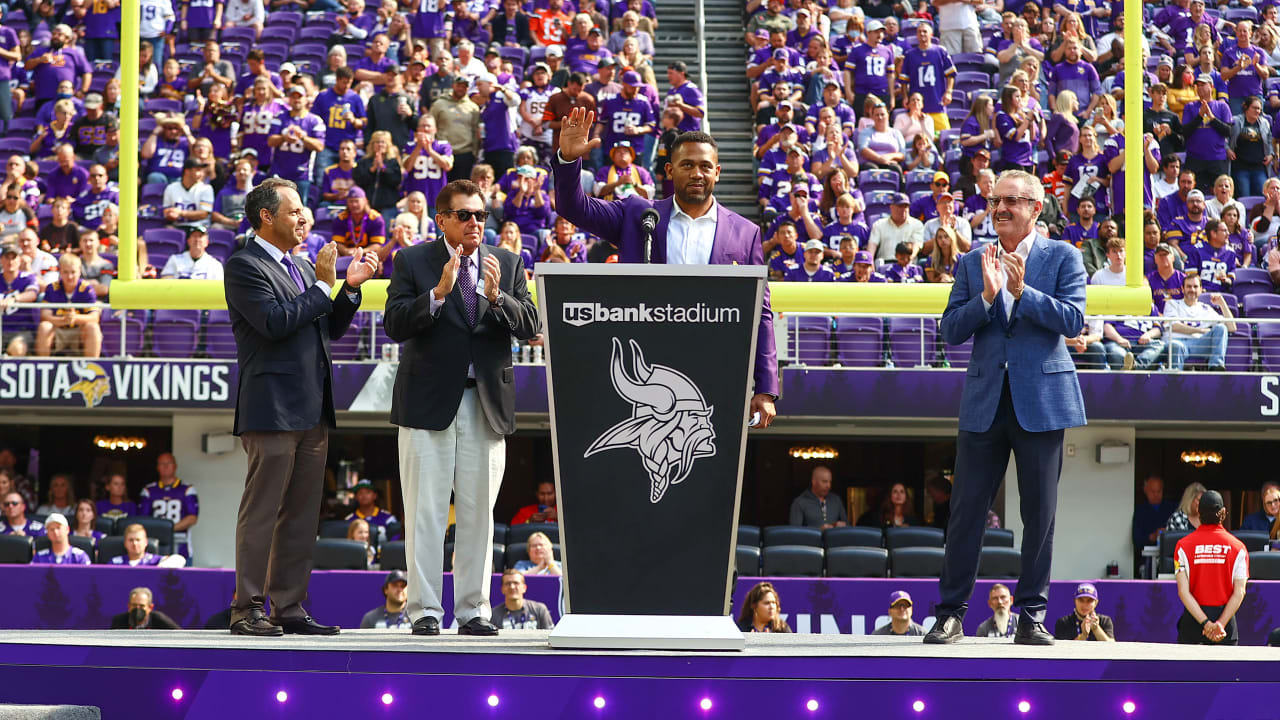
[208,227,236,253]
[143,227,186,257]
[335,254,354,278]
[1239,195,1265,214]
[887,316,937,367]
[265,10,303,27]
[0,137,28,155]
[858,169,899,193]
[220,26,257,44]
[37,160,57,177]
[258,26,298,45]
[330,311,365,360]
[292,42,327,58]
[946,336,974,369]
[789,315,832,366]
[300,25,334,42]
[499,47,528,66]
[101,309,146,358]
[1258,322,1280,372]
[952,52,988,71]
[1243,293,1280,318]
[8,117,36,135]
[1233,267,1273,302]
[834,316,883,367]
[151,309,200,357]
[144,98,181,115]
[203,310,237,359]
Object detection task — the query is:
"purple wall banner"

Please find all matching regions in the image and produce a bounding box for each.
[781,368,1280,423]
[4,566,1280,644]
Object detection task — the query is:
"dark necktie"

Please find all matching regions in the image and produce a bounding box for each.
[282,255,306,293]
[457,254,477,326]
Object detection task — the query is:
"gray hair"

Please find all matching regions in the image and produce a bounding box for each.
[977,168,997,182]
[129,587,153,605]
[515,145,538,164]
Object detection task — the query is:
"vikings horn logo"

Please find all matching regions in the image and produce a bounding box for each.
[584,338,716,503]
[68,361,111,408]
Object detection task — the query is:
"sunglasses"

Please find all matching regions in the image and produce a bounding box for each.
[987,195,1037,208]
[2,501,20,507]
[442,209,488,223]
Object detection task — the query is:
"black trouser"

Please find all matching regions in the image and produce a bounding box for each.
[1184,156,1230,195]
[853,90,893,120]
[936,377,1064,624]
[484,149,515,180]
[1177,606,1239,645]
[448,151,476,182]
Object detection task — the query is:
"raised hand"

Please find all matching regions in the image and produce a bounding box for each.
[1003,251,1025,299]
[344,246,380,287]
[980,243,1002,304]
[482,254,501,302]
[315,241,338,287]
[559,106,600,163]
[435,253,460,301]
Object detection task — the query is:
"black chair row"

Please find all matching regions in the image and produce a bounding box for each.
[1158,530,1271,574]
[0,533,162,565]
[737,525,1015,550]
[79,515,176,554]
[736,545,1022,579]
[317,520,560,548]
[314,539,563,572]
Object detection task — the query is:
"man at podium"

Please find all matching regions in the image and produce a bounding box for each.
[552,107,779,426]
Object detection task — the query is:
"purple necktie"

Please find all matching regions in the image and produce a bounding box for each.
[457,254,478,326]
[282,255,306,293]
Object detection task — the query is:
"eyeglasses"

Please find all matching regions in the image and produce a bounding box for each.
[1266,498,1280,506]
[934,180,949,186]
[5,196,17,200]
[442,209,488,224]
[987,195,1038,208]
[2,501,20,507]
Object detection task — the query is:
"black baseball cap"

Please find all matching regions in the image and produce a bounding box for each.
[1199,490,1225,524]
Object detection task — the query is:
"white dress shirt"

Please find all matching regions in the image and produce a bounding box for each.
[666,198,718,265]
[980,231,1035,322]
[254,236,332,295]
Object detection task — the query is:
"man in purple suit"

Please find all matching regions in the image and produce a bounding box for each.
[553,107,779,426]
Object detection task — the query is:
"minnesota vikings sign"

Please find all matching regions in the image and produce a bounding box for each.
[585,338,717,503]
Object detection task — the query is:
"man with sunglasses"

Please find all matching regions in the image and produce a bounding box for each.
[925,170,1087,648]
[1,491,44,537]
[1238,482,1280,532]
[384,179,540,638]
[910,171,953,223]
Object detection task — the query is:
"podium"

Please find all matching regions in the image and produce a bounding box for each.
[535,264,767,650]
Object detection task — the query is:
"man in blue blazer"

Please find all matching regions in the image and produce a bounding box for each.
[925,170,1087,646]
[553,107,779,425]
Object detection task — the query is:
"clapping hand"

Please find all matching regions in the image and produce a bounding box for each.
[559,107,601,162]
[980,244,1002,304]
[344,246,380,287]
[482,254,501,303]
[316,242,338,287]
[1003,251,1025,299]
[435,253,460,301]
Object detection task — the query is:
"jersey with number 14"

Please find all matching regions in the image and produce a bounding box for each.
[401,140,453,202]
[597,95,656,154]
[139,480,199,524]
[898,45,956,114]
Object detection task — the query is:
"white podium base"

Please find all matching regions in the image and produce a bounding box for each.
[547,614,745,651]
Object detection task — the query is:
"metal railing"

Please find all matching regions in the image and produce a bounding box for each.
[780,312,1278,374]
[695,0,710,135]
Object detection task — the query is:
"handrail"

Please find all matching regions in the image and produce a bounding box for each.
[695,0,710,135]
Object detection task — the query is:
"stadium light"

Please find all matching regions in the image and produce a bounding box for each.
[699,697,713,711]
[1123,701,1136,714]
[805,698,819,711]
[593,696,606,709]
[381,693,393,705]
[1018,700,1031,713]
[275,691,288,703]
[912,700,925,712]
[486,694,500,707]
[170,688,183,701]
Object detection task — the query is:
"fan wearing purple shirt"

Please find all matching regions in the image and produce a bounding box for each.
[181,0,223,42]
[806,83,858,139]
[97,473,137,521]
[45,144,90,201]
[1048,39,1102,119]
[595,71,656,156]
[0,246,38,356]
[1221,22,1270,115]
[473,72,521,177]
[234,50,283,98]
[110,523,164,567]
[140,453,199,557]
[784,239,837,281]
[1182,73,1233,195]
[768,222,803,279]
[883,242,925,283]
[403,115,453,213]
[72,166,118,230]
[353,35,398,89]
[1166,188,1209,257]
[898,24,956,129]
[311,67,368,182]
[1147,243,1186,313]
[269,86,327,199]
[25,25,92,112]
[566,26,613,75]
[142,115,194,184]
[1,491,42,536]
[994,85,1040,172]
[36,254,101,358]
[1165,0,1219,59]
[664,61,705,132]
[32,513,91,565]
[844,20,897,116]
[239,78,287,170]
[83,0,121,63]
[1190,220,1238,292]
[838,250,889,282]
[0,23,19,134]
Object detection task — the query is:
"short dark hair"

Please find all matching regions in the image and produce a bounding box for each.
[895,242,911,255]
[435,179,483,214]
[669,130,718,164]
[246,48,264,62]
[245,178,299,231]
[336,65,354,80]
[567,71,587,86]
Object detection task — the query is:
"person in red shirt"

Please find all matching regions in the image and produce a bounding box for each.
[1174,490,1249,645]
[510,481,557,525]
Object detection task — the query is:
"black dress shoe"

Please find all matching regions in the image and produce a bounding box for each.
[923,615,964,644]
[276,616,340,636]
[457,617,499,636]
[411,616,440,636]
[1013,619,1055,646]
[230,609,283,637]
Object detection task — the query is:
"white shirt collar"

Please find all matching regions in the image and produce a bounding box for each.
[254,236,286,263]
[671,197,719,225]
[999,230,1036,260]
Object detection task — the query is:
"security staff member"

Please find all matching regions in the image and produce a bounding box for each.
[1174,490,1249,645]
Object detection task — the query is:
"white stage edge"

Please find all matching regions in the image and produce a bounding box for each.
[547,615,746,651]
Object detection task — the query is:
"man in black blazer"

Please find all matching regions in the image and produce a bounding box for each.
[223,178,379,637]
[384,179,539,636]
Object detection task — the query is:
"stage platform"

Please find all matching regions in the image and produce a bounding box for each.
[2,630,1278,718]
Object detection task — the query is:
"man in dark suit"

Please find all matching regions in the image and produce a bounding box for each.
[553,107,779,425]
[223,178,379,637]
[384,179,540,637]
[925,170,1087,647]
[111,587,180,630]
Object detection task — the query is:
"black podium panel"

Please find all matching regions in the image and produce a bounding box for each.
[537,265,765,616]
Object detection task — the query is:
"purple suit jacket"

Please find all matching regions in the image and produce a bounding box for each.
[553,157,779,397]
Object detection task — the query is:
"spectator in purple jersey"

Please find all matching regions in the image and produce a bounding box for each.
[36,254,101,358]
[593,140,653,200]
[767,222,803,279]
[504,168,553,237]
[806,83,857,140]
[1218,205,1254,268]
[783,239,836,281]
[1063,126,1111,218]
[609,10,654,57]
[72,499,106,544]
[1061,196,1098,249]
[898,24,956,130]
[1044,90,1080,159]
[25,25,92,112]
[0,21,20,135]
[1183,74,1233,195]
[402,115,453,215]
[1147,244,1186,313]
[883,242,925,283]
[1,491,43,536]
[843,20,897,115]
[595,71,655,159]
[111,587,181,629]
[566,27,613,76]
[995,85,1040,172]
[97,472,137,521]
[840,250,889,282]
[313,67,368,177]
[233,49,283,101]
[354,34,398,90]
[46,144,90,202]
[1104,310,1168,372]
[268,86,326,199]
[1167,189,1209,258]
[181,0,224,43]
[786,7,821,53]
[1048,39,1102,119]
[855,102,906,173]
[910,172,953,223]
[829,234,861,275]
[489,0,535,49]
[472,72,521,178]
[822,194,870,255]
[811,125,859,185]
[0,246,39,356]
[1222,22,1270,115]
[343,481,399,542]
[142,114,194,184]
[765,189,823,252]
[754,49,806,108]
[1190,220,1238,292]
[30,99,75,160]
[542,215,590,263]
[664,61,705,132]
[140,453,199,556]
[331,0,375,43]
[32,513,91,565]
[111,524,165,567]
